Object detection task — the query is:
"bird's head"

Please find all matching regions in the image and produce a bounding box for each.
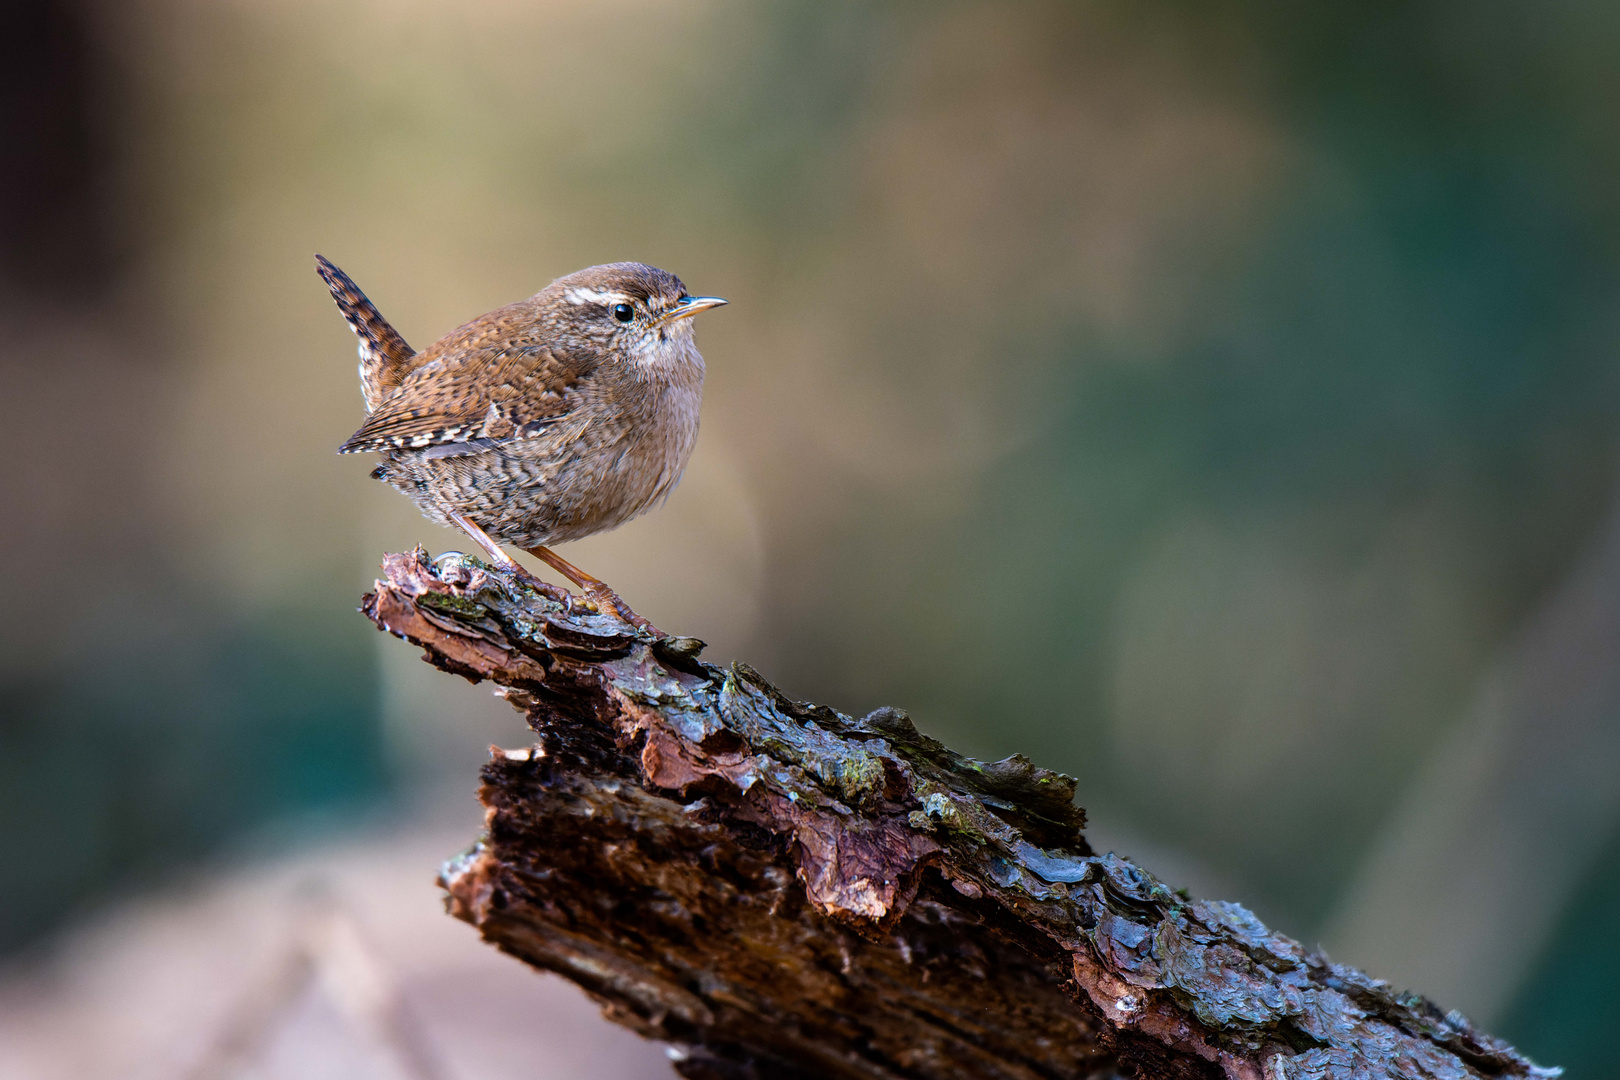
[538,262,726,369]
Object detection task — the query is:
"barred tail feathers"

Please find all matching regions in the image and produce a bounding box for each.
[315,254,416,412]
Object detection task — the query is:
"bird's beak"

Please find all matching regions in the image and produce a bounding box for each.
[663,296,728,322]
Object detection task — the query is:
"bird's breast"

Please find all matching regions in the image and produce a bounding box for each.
[635,361,704,502]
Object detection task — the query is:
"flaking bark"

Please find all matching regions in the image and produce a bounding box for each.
[362,548,1558,1080]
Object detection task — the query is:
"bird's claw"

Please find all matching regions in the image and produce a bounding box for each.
[504,564,571,604]
[581,583,663,637]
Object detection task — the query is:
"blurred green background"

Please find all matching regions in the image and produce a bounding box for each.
[3,0,1618,1072]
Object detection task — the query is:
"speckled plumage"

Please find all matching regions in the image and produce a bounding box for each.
[318,257,724,609]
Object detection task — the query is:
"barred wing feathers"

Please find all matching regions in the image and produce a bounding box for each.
[337,329,594,457]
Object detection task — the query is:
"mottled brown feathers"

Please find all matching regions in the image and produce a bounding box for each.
[337,324,593,455]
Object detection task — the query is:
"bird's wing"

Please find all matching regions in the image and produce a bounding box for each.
[315,255,417,413]
[336,328,594,455]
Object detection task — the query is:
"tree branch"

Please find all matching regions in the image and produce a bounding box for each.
[362,548,1558,1080]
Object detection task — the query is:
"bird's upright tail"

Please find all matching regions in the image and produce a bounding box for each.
[316,254,417,413]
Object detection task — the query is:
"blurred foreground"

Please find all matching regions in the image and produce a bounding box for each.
[0,810,668,1080]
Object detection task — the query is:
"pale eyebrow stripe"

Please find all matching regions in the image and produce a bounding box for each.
[566,287,634,306]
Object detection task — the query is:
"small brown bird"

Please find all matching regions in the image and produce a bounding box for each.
[317,255,727,632]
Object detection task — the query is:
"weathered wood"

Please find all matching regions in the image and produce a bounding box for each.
[362,548,1558,1080]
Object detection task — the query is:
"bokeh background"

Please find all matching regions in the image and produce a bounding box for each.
[3,0,1618,1075]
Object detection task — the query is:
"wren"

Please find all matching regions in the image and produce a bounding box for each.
[318,255,727,633]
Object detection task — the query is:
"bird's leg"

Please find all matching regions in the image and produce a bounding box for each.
[522,545,663,636]
[445,510,569,603]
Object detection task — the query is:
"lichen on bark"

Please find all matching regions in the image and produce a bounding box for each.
[362,548,1558,1080]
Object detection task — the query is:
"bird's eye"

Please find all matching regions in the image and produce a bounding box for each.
[611,303,635,324]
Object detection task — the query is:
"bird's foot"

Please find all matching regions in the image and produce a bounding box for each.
[451,554,570,605]
[521,544,664,637]
[580,583,663,638]
[507,565,572,605]
[444,511,572,605]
